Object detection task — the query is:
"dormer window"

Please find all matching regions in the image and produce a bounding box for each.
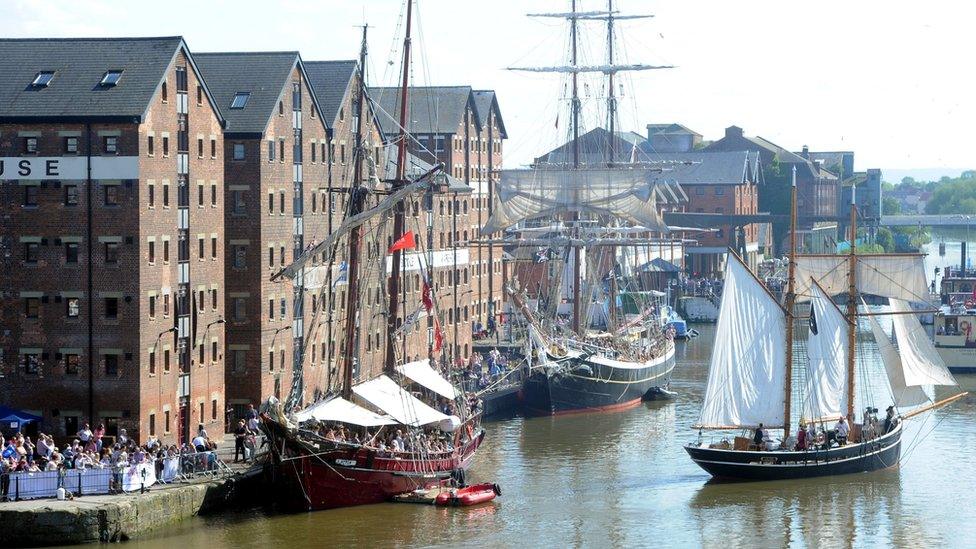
[31,71,55,88]
[100,70,123,87]
[231,92,250,109]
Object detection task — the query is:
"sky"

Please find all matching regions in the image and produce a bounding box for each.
[4,0,974,179]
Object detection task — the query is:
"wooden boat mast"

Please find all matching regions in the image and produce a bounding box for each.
[846,182,858,421]
[341,26,370,399]
[783,167,797,437]
[571,0,583,334]
[385,0,413,374]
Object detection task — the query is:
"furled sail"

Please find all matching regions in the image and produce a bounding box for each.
[481,167,668,234]
[801,281,849,421]
[698,255,787,428]
[793,254,929,303]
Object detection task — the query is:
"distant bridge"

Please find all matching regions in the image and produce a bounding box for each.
[881,214,976,228]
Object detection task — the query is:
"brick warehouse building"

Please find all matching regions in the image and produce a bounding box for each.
[0,37,226,445]
[195,52,331,419]
[371,85,506,363]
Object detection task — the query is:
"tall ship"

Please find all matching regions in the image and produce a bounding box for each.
[685,171,966,480]
[483,1,677,415]
[259,5,484,511]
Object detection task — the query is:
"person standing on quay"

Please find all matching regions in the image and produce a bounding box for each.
[234,419,248,463]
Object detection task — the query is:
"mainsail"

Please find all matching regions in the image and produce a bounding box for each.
[481,167,668,234]
[867,298,957,409]
[793,254,929,303]
[801,281,849,421]
[698,255,787,428]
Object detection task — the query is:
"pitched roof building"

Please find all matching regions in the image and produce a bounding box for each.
[0,37,226,445]
[195,51,331,413]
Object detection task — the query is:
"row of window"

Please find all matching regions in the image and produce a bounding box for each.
[23,296,120,320]
[147,399,218,438]
[21,183,121,207]
[20,135,118,155]
[21,239,123,265]
[147,288,218,320]
[15,350,123,376]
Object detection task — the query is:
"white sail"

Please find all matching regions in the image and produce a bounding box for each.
[889,299,957,387]
[793,256,848,302]
[793,254,930,303]
[699,255,787,428]
[481,167,668,234]
[801,282,849,421]
[866,305,932,409]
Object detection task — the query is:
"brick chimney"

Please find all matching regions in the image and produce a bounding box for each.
[801,145,809,158]
[725,125,743,138]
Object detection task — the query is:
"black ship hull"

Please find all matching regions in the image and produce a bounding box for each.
[685,423,902,481]
[521,344,675,415]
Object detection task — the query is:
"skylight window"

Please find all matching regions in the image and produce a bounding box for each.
[230,92,250,109]
[31,71,55,87]
[100,70,123,86]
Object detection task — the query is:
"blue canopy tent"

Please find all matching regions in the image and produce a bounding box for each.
[0,406,43,434]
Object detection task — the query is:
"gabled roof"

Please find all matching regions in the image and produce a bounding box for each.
[0,36,222,123]
[646,123,701,137]
[195,51,325,136]
[642,151,761,186]
[472,90,508,139]
[382,145,470,193]
[535,127,647,165]
[305,60,358,126]
[369,85,479,135]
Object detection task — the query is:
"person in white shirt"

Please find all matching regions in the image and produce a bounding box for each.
[191,435,207,452]
[835,416,850,445]
[77,424,93,444]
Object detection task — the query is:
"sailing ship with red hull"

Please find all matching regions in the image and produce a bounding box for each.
[260,2,487,512]
[264,419,484,511]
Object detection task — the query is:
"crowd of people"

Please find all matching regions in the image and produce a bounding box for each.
[750,407,901,453]
[678,275,724,298]
[459,349,513,390]
[1,416,249,500]
[312,422,457,457]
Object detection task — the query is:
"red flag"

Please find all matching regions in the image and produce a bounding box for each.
[388,231,416,254]
[433,317,444,353]
[422,280,433,312]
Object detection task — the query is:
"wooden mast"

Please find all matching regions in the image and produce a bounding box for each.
[571,0,583,334]
[341,27,370,399]
[846,181,858,421]
[783,166,797,437]
[385,0,413,374]
[605,0,618,332]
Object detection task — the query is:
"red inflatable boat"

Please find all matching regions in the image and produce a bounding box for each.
[434,483,501,507]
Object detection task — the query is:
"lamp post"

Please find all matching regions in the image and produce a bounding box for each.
[270,326,291,401]
[200,318,225,431]
[153,327,177,443]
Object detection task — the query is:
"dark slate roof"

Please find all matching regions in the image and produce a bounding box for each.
[195,51,307,135]
[0,36,207,121]
[382,145,470,193]
[642,151,761,186]
[646,123,701,137]
[472,90,508,138]
[370,86,478,135]
[305,60,357,126]
[534,127,647,165]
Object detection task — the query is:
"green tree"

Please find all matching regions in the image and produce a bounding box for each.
[925,176,976,214]
[882,196,901,215]
[875,227,895,252]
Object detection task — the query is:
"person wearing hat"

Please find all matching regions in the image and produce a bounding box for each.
[884,406,896,434]
[796,421,808,450]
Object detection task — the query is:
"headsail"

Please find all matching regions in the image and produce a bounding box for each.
[867,299,957,410]
[481,167,668,234]
[794,254,929,303]
[801,281,849,421]
[698,254,787,428]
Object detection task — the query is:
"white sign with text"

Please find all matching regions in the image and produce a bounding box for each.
[0,157,139,181]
